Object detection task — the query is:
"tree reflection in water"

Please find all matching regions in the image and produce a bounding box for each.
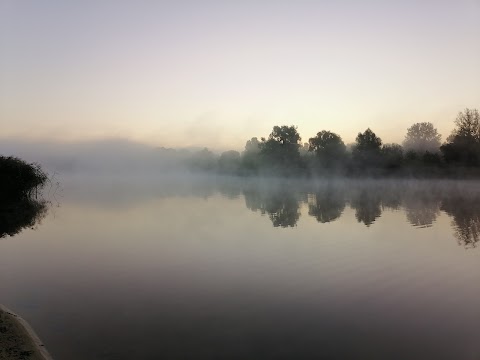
[238,179,480,249]
[243,185,301,228]
[308,186,345,223]
[403,187,441,228]
[0,197,48,238]
[350,188,382,227]
[441,189,480,248]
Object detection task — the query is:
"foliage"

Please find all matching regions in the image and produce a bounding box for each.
[244,137,261,154]
[441,109,480,166]
[381,143,404,169]
[0,156,48,200]
[0,156,49,238]
[354,128,382,152]
[0,197,47,238]
[241,138,261,174]
[351,128,382,167]
[180,108,480,177]
[218,150,241,174]
[449,108,480,141]
[188,148,217,171]
[308,131,346,168]
[403,122,441,153]
[259,125,303,174]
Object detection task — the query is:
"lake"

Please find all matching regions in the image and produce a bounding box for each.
[1,175,480,359]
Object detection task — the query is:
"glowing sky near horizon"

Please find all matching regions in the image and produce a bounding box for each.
[1,0,479,150]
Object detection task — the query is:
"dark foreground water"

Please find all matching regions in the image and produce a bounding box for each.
[1,175,480,360]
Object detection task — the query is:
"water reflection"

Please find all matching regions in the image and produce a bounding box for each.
[235,179,480,248]
[403,188,441,228]
[244,186,301,227]
[308,186,345,223]
[58,176,480,248]
[350,188,382,227]
[0,197,47,238]
[441,189,480,248]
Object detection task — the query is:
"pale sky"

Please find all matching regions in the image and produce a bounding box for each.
[1,0,479,150]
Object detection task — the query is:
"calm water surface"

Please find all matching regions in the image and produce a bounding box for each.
[1,175,480,359]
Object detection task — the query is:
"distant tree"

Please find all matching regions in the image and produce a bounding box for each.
[448,108,480,141]
[299,142,310,156]
[259,125,302,172]
[244,137,261,154]
[189,148,217,171]
[441,109,480,166]
[308,130,346,168]
[403,122,441,153]
[381,143,404,169]
[355,128,382,152]
[352,128,382,167]
[241,137,261,174]
[218,150,241,174]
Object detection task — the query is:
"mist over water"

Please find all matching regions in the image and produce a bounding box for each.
[1,165,480,359]
[2,138,480,359]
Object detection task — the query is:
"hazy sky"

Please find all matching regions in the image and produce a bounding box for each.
[1,0,479,150]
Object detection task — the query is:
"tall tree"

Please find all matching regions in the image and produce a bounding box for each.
[244,137,260,154]
[308,130,346,167]
[352,128,382,166]
[403,122,441,153]
[449,108,480,141]
[441,109,480,166]
[260,125,302,171]
[218,150,241,174]
[354,128,382,152]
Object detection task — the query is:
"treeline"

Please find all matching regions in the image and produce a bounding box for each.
[189,108,480,177]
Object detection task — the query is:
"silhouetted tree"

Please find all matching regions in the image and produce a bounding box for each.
[381,144,404,169]
[259,125,303,174]
[308,131,347,169]
[449,108,480,141]
[0,197,47,238]
[441,109,480,166]
[352,128,382,169]
[0,156,49,238]
[0,156,48,200]
[403,122,441,154]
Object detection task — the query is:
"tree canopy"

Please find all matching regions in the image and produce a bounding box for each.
[308,131,346,162]
[354,128,382,152]
[441,109,480,166]
[403,122,441,153]
[259,125,302,172]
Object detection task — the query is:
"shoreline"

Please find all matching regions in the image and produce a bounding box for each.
[0,305,52,360]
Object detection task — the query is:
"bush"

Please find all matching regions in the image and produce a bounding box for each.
[0,156,48,200]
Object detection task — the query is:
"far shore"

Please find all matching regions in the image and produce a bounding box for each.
[0,305,52,360]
